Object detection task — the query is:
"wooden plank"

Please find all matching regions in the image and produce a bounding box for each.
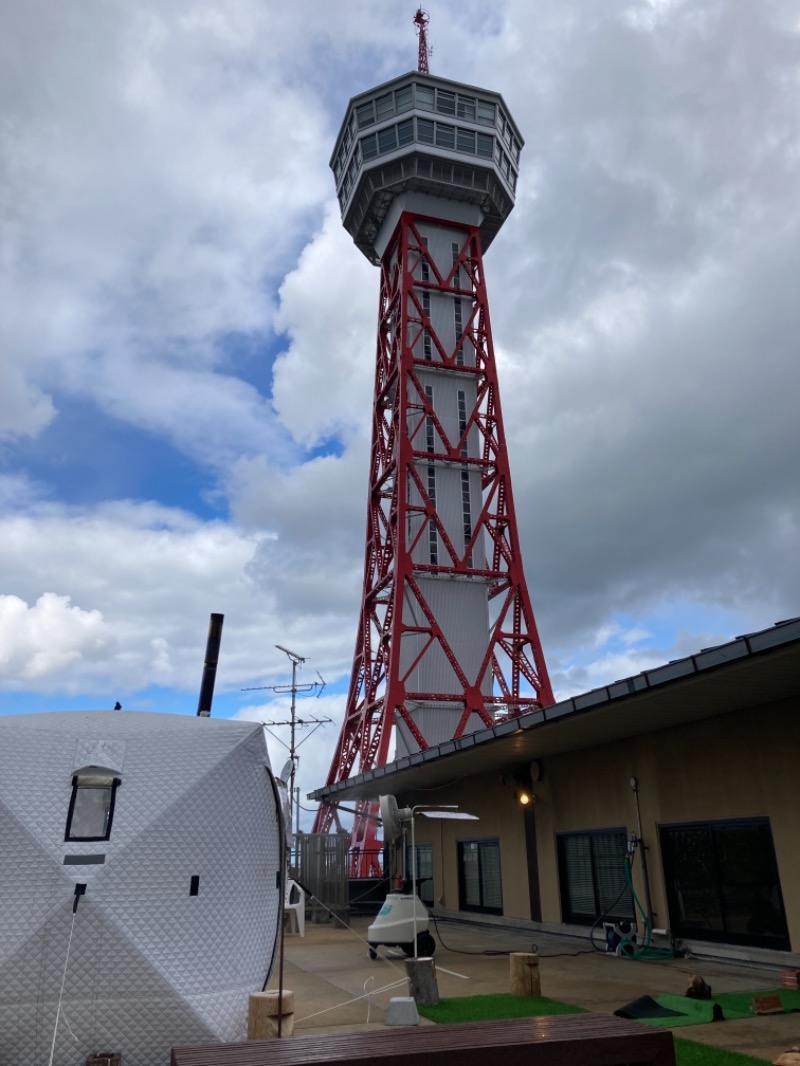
[751,994,784,1015]
[172,1012,675,1066]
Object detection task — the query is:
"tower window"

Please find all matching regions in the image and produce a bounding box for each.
[452,242,461,289]
[416,85,435,112]
[398,119,414,147]
[378,126,398,153]
[356,101,375,128]
[461,469,473,549]
[361,134,378,161]
[395,86,413,113]
[477,100,496,126]
[435,124,455,151]
[476,133,493,159]
[436,89,456,116]
[417,118,434,144]
[422,290,432,360]
[427,465,437,564]
[65,774,120,842]
[457,390,469,456]
[425,385,435,452]
[375,92,394,121]
[457,94,476,121]
[457,128,476,154]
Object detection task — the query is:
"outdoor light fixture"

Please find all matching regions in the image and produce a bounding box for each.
[501,765,538,806]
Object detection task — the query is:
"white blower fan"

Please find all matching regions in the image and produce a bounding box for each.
[366,795,436,959]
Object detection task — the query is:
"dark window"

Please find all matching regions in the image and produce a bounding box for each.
[476,134,493,159]
[425,385,435,452]
[556,828,633,925]
[436,89,456,116]
[356,101,375,128]
[361,134,378,161]
[416,85,435,112]
[660,818,789,951]
[65,775,120,842]
[457,95,476,121]
[458,838,502,915]
[427,465,437,564]
[435,124,455,151]
[477,100,496,126]
[375,93,394,121]
[397,119,414,147]
[378,126,398,154]
[395,86,413,113]
[406,842,434,907]
[457,128,476,154]
[417,118,434,145]
[420,235,429,282]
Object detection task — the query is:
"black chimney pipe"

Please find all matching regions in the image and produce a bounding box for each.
[197,613,224,717]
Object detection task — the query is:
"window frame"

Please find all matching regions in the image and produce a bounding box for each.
[406,841,434,907]
[556,827,633,926]
[65,774,121,843]
[659,817,790,951]
[458,837,503,915]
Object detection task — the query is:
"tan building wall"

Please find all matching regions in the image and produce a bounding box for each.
[406,772,531,919]
[403,696,799,951]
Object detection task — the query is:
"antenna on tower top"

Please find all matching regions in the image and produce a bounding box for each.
[413,8,431,74]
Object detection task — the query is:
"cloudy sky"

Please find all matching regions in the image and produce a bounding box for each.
[1,0,798,825]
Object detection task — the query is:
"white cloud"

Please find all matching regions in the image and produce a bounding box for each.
[1,0,332,454]
[271,204,376,449]
[0,593,107,681]
[0,0,798,757]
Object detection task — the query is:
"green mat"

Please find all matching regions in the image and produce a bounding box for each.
[418,993,586,1024]
[637,989,800,1028]
[417,995,772,1065]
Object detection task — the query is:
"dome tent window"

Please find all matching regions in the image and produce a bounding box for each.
[65,774,120,842]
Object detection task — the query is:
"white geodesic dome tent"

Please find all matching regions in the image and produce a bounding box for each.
[0,710,283,1066]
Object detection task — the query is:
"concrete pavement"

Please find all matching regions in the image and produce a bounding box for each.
[267,916,800,1063]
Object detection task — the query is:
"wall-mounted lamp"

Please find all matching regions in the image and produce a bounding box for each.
[501,764,539,806]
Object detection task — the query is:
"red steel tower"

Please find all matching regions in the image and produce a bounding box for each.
[315,67,554,871]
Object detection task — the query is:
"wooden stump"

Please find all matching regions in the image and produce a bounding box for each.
[510,951,541,997]
[248,990,295,1039]
[405,956,439,1005]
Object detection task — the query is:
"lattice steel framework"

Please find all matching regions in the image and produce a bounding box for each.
[314,210,553,874]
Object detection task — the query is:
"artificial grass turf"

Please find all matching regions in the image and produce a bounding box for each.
[417,994,772,1065]
[715,989,800,1016]
[671,1038,769,1066]
[418,993,585,1024]
[636,989,800,1028]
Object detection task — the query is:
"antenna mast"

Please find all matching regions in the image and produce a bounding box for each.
[413,8,431,73]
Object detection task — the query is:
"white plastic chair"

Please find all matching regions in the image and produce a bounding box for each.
[285,879,305,936]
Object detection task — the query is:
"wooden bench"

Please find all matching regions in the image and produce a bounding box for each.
[171,1012,675,1066]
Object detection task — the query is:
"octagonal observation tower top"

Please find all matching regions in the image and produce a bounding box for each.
[331,71,524,264]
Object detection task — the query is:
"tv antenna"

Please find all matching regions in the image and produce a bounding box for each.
[243,646,330,831]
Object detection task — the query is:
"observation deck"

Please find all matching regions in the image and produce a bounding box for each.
[331,71,524,263]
